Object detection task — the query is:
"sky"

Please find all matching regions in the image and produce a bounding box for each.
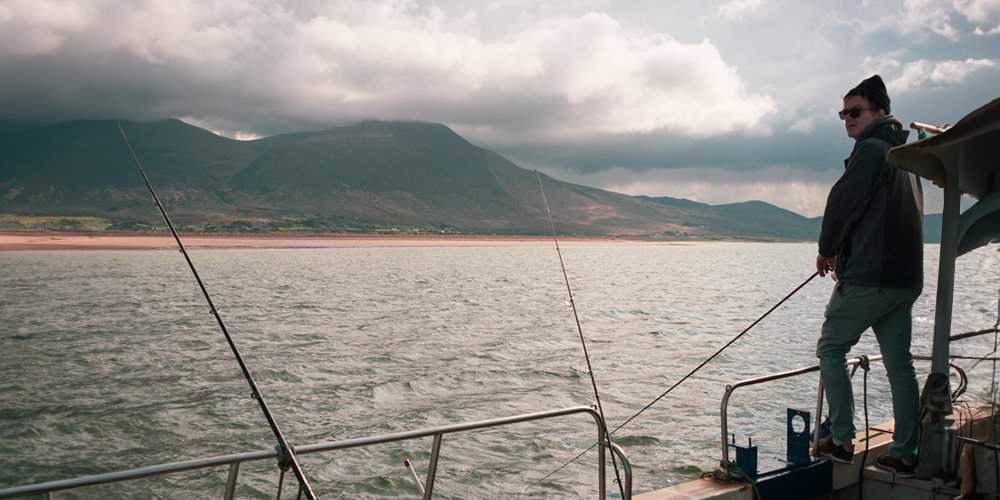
[1,0,998,216]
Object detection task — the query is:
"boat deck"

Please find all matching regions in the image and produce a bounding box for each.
[637,400,995,499]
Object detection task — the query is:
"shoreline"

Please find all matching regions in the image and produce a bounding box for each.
[0,231,703,251]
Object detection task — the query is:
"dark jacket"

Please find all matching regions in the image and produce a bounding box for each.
[818,117,923,289]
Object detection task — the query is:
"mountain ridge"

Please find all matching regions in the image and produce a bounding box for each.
[0,118,826,239]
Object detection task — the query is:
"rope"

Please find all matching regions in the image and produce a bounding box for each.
[534,171,626,499]
[529,270,819,489]
[703,462,761,499]
[729,462,762,499]
[117,122,317,499]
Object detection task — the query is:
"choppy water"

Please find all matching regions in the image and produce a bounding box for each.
[1,242,998,498]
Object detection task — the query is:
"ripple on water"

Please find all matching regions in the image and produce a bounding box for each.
[0,243,996,498]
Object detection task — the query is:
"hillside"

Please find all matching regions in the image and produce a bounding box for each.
[1,118,821,239]
[809,214,943,244]
[641,196,819,240]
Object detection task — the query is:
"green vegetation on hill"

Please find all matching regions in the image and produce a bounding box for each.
[1,118,830,240]
[0,214,112,232]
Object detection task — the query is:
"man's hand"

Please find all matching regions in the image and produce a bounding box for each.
[816,255,837,277]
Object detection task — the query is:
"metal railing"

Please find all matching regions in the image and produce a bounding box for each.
[0,405,631,499]
[719,354,967,475]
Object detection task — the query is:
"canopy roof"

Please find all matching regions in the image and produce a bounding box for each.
[889,97,1000,200]
[889,97,1000,256]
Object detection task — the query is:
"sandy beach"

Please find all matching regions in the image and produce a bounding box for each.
[0,231,654,251]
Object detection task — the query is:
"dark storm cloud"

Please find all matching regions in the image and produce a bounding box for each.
[0,1,777,137]
[498,122,850,173]
[0,0,997,215]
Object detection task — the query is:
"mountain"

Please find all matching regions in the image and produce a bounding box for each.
[230,121,534,230]
[0,118,818,239]
[0,119,266,223]
[641,196,819,240]
[923,213,942,243]
[806,212,946,244]
[0,120,45,134]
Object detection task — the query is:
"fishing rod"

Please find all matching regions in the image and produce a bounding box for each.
[535,170,626,499]
[530,269,819,488]
[116,122,318,500]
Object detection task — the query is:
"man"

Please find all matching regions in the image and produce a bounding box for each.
[814,74,924,477]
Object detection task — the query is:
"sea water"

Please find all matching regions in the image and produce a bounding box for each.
[1,242,998,498]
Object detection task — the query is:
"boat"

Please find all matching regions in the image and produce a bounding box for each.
[1,98,998,499]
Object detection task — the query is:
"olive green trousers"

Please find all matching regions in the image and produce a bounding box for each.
[817,283,921,460]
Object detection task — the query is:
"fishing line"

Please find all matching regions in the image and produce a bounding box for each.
[535,170,626,499]
[530,270,819,488]
[117,122,318,500]
[959,290,1000,375]
[992,289,999,442]
[957,289,1000,441]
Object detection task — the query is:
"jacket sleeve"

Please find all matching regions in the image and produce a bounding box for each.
[818,140,885,257]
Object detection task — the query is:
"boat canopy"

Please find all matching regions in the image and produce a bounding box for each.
[889,97,1000,256]
[888,97,1000,478]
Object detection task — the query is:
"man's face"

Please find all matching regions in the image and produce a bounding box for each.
[841,95,884,139]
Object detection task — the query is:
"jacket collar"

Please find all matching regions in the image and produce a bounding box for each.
[844,116,910,168]
[855,115,908,146]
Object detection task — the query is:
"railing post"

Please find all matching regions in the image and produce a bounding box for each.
[423,433,443,499]
[721,385,733,471]
[223,461,240,500]
[610,443,632,500]
[598,425,606,500]
[814,379,826,454]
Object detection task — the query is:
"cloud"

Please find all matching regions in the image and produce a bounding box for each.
[887,58,997,93]
[0,0,774,143]
[859,53,998,96]
[543,164,839,217]
[0,0,94,55]
[953,0,1000,24]
[860,54,904,76]
[788,116,816,134]
[862,0,962,41]
[541,162,959,217]
[717,0,763,21]
[973,24,1000,34]
[177,116,262,141]
[865,0,1000,40]
[902,0,963,40]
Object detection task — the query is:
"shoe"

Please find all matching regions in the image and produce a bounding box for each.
[816,436,854,464]
[875,454,916,478]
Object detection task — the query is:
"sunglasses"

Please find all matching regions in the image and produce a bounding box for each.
[838,107,871,120]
